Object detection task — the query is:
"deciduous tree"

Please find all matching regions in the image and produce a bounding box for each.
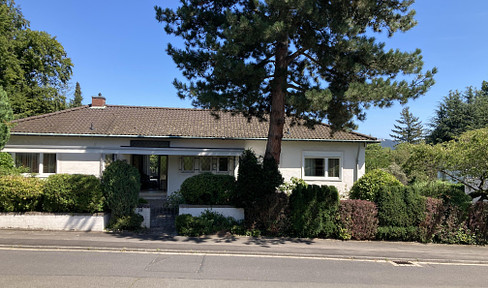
[0,86,13,149]
[156,0,436,163]
[0,0,73,118]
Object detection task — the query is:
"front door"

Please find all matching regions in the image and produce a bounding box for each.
[132,155,167,192]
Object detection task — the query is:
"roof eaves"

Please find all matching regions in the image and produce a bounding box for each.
[10,132,378,142]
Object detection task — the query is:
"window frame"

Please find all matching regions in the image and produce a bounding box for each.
[302,151,342,181]
[181,156,195,173]
[12,152,57,175]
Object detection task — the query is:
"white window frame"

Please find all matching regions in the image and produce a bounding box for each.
[302,151,342,181]
[11,152,58,175]
[199,156,212,172]
[181,156,195,173]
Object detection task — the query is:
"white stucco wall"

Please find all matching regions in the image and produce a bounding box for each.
[5,135,367,197]
[58,153,102,177]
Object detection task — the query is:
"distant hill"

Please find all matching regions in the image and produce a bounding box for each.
[379,139,397,149]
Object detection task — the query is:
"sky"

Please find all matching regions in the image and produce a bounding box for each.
[15,0,488,139]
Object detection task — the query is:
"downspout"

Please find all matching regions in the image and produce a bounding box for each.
[354,143,361,182]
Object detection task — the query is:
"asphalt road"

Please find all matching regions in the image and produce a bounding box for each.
[0,248,486,287]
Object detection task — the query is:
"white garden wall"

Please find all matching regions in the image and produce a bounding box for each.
[0,212,110,231]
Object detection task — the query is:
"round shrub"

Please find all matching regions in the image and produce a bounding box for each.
[350,169,403,202]
[43,174,104,213]
[180,173,236,205]
[102,160,140,220]
[0,175,43,212]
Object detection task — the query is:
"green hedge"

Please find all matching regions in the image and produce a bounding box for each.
[288,184,339,238]
[180,173,236,205]
[0,175,44,212]
[176,210,242,236]
[375,186,426,241]
[43,174,104,213]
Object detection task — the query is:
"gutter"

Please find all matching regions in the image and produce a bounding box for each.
[10,132,379,143]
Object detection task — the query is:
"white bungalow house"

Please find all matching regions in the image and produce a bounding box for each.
[3,96,377,198]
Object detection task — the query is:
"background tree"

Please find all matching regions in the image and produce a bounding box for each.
[389,107,424,144]
[443,128,488,201]
[0,0,73,119]
[156,0,436,163]
[428,81,488,144]
[70,82,83,107]
[0,86,13,150]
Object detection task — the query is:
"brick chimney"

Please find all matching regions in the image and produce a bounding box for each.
[91,93,106,108]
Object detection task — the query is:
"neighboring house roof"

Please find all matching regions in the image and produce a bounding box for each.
[10,104,377,142]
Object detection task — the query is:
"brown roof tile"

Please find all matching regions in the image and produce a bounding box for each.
[10,105,377,142]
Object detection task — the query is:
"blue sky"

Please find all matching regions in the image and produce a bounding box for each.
[16,0,488,139]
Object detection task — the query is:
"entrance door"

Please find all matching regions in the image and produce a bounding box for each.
[132,155,167,192]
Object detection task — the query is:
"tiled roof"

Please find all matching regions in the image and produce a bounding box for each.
[10,105,377,142]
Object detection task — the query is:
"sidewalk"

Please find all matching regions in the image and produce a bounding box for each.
[0,229,487,265]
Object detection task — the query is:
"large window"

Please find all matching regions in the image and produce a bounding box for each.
[181,156,194,172]
[200,157,212,172]
[14,153,56,174]
[303,152,342,180]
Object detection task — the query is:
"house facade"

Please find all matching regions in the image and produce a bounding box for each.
[3,96,377,198]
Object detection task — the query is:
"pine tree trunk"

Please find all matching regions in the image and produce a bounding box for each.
[265,40,288,164]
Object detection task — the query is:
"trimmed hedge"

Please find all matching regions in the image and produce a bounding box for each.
[349,169,403,202]
[0,175,44,212]
[375,186,426,241]
[411,180,471,212]
[42,174,104,213]
[288,184,339,238]
[180,173,236,205]
[339,200,378,240]
[176,210,241,236]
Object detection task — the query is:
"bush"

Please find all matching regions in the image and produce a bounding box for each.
[339,200,378,240]
[235,150,283,207]
[288,184,339,238]
[349,169,402,202]
[0,175,43,212]
[102,160,140,220]
[42,174,104,213]
[411,180,470,212]
[175,210,242,236]
[108,212,144,231]
[235,150,284,230]
[244,192,289,236]
[376,186,425,227]
[376,226,419,241]
[468,202,488,244]
[375,186,426,241]
[418,197,444,243]
[0,152,26,176]
[179,173,236,205]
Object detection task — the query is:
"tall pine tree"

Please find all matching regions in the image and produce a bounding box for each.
[389,107,423,144]
[70,82,83,107]
[156,0,436,163]
[428,81,488,144]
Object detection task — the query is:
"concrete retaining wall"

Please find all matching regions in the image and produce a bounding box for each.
[0,212,110,231]
[179,205,244,221]
[134,207,150,228]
